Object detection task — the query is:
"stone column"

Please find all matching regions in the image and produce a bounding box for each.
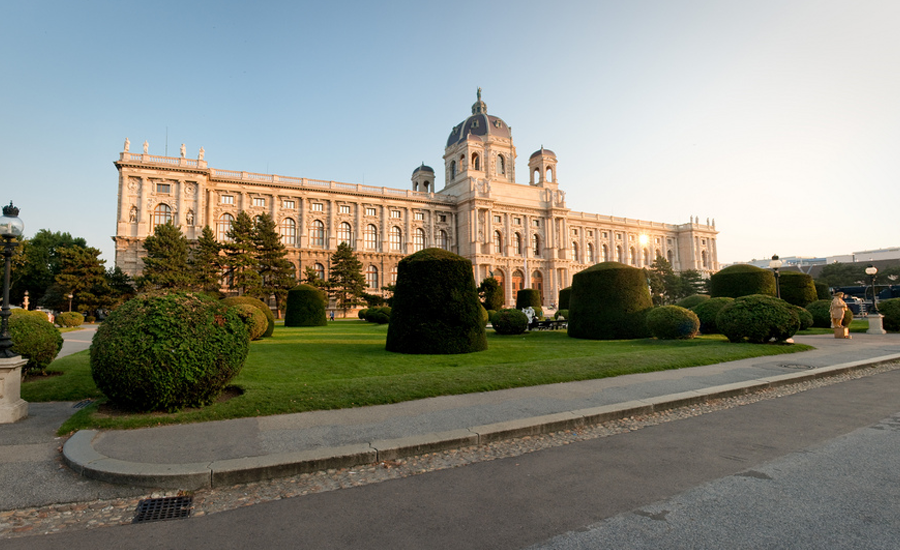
[0,356,28,423]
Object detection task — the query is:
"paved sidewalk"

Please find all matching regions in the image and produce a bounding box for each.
[55,333,900,491]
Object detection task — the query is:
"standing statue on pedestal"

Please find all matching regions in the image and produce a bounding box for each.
[143,140,149,154]
[198,147,205,161]
[123,138,130,152]
[830,292,850,339]
[180,144,186,158]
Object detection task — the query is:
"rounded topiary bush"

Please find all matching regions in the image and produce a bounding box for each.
[567,262,652,340]
[709,265,776,298]
[778,272,817,307]
[370,306,391,324]
[558,287,572,310]
[358,308,369,320]
[878,298,900,332]
[232,303,268,340]
[386,248,487,354]
[492,308,528,335]
[554,309,569,320]
[516,289,542,311]
[792,305,814,331]
[691,297,733,334]
[715,294,799,344]
[222,296,275,337]
[646,306,700,340]
[806,299,839,328]
[284,284,327,327]
[479,304,489,326]
[8,311,63,374]
[815,281,831,300]
[676,294,710,309]
[91,292,250,412]
[55,311,84,328]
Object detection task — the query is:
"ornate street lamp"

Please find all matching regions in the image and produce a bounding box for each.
[865,264,878,314]
[865,264,887,335]
[769,254,783,299]
[0,202,24,358]
[67,293,73,313]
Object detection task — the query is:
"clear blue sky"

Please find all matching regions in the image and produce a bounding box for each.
[2,0,898,267]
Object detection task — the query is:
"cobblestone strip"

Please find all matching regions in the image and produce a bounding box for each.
[2,362,897,540]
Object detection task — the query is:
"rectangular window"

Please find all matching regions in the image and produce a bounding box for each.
[602,231,608,238]
[366,207,376,217]
[415,212,424,221]
[571,228,578,236]
[311,203,323,212]
[391,210,401,218]
[253,197,265,207]
[221,195,234,205]
[493,215,501,224]
[439,214,447,222]
[514,217,522,225]
[340,205,351,214]
[283,200,295,209]
[532,219,540,227]
[156,183,171,194]
[587,230,593,237]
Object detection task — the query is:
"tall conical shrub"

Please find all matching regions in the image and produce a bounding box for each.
[567,262,652,340]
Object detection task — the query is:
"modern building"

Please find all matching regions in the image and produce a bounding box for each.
[113,91,718,306]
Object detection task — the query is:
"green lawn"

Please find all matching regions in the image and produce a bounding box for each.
[797,319,869,335]
[25,321,813,434]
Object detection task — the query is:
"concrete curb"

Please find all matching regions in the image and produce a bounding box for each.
[62,354,900,490]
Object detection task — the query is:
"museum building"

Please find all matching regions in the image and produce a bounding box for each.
[113,91,718,307]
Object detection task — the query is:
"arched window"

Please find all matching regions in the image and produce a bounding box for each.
[602,244,608,262]
[311,219,325,248]
[314,262,325,281]
[423,180,430,192]
[153,203,172,227]
[437,230,449,250]
[497,155,505,174]
[280,218,296,246]
[472,153,480,170]
[630,247,636,266]
[514,232,523,256]
[217,213,234,242]
[512,270,525,294]
[390,226,402,251]
[587,243,595,263]
[572,242,579,262]
[643,248,650,265]
[338,222,352,246]
[702,250,709,268]
[532,234,541,257]
[450,161,456,179]
[616,245,623,263]
[546,167,553,183]
[531,271,544,305]
[667,249,674,264]
[533,168,540,184]
[364,224,378,249]
[493,230,503,255]
[391,266,398,284]
[366,265,378,289]
[413,228,425,252]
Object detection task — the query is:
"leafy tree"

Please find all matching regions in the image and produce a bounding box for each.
[190,226,223,293]
[678,269,707,297]
[105,266,136,309]
[380,283,396,307]
[478,277,504,310]
[54,246,111,315]
[328,242,366,315]
[222,212,262,296]
[252,214,296,315]
[137,222,192,290]
[11,229,86,307]
[816,262,870,288]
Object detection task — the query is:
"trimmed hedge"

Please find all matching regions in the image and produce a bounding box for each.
[386,248,487,354]
[715,294,799,343]
[792,305,814,331]
[56,311,85,328]
[691,297,733,334]
[232,303,268,340]
[558,287,572,310]
[805,299,852,328]
[516,289,542,311]
[815,281,831,300]
[554,309,569,320]
[365,306,391,324]
[221,296,275,337]
[91,292,249,412]
[878,298,900,332]
[778,271,817,307]
[567,262,652,340]
[676,294,710,309]
[8,311,63,374]
[646,306,700,340]
[284,284,328,327]
[492,308,528,335]
[709,264,776,298]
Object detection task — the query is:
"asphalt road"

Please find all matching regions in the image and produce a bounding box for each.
[8,367,900,549]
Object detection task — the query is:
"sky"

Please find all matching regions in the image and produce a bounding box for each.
[2,0,898,267]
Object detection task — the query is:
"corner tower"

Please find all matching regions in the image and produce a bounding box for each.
[528,147,558,189]
[442,88,516,193]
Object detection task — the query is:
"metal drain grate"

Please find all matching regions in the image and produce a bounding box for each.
[73,399,94,409]
[777,363,815,370]
[133,496,193,524]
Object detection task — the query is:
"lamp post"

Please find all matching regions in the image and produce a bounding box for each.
[865,264,886,335]
[0,201,28,423]
[67,293,73,313]
[769,254,783,299]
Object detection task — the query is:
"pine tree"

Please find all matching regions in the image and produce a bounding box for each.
[190,226,222,293]
[138,222,193,291]
[478,277,504,310]
[328,242,366,316]
[222,212,262,295]
[54,246,111,315]
[253,213,296,315]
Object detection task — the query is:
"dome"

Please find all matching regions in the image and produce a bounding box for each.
[412,163,434,175]
[530,147,556,160]
[446,89,512,147]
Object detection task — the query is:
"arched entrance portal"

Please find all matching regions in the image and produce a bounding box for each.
[531,270,544,305]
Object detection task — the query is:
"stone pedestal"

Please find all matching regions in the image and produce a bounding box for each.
[0,355,28,423]
[867,314,888,335]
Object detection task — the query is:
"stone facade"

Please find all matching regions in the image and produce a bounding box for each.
[113,92,718,307]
